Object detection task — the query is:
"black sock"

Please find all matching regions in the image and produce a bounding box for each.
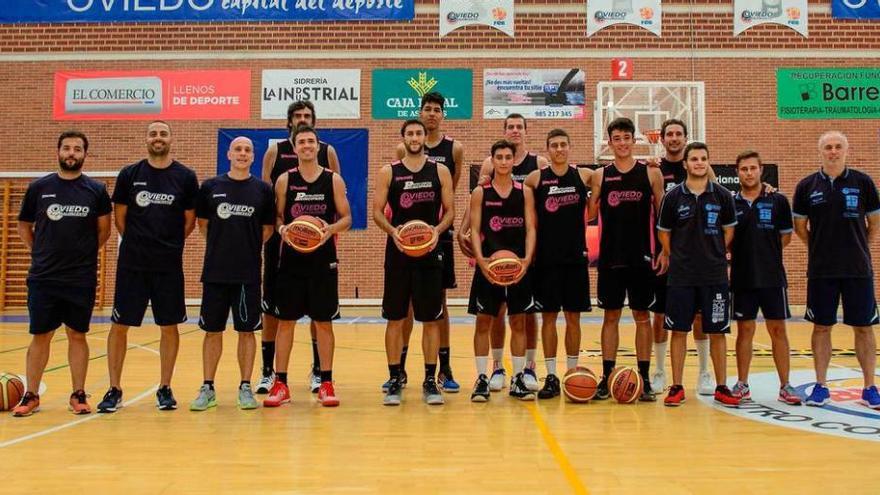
[425,363,437,381]
[311,339,320,373]
[261,341,275,376]
[637,361,650,385]
[203,380,214,391]
[320,370,333,383]
[439,347,451,371]
[400,346,409,371]
[277,372,288,384]
[239,380,250,389]
[389,364,401,380]
[602,360,616,380]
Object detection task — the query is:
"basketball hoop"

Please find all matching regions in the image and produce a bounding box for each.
[645,129,661,144]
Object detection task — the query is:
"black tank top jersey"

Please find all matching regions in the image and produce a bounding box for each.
[425,135,456,179]
[598,161,655,270]
[385,160,444,268]
[512,152,540,183]
[279,167,337,273]
[479,182,527,259]
[533,166,588,266]
[270,139,331,184]
[660,158,686,193]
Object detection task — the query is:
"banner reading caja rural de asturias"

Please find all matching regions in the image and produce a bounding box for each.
[0,0,414,23]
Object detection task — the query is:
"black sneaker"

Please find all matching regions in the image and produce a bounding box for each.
[423,377,444,405]
[97,387,123,413]
[156,386,178,410]
[471,374,491,402]
[538,374,561,399]
[639,380,657,402]
[509,372,536,401]
[595,377,610,400]
[384,377,403,406]
[400,369,408,388]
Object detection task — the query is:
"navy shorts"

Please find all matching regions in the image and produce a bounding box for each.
[805,278,879,327]
[383,265,443,322]
[440,238,457,290]
[597,266,655,311]
[468,270,536,316]
[664,284,731,334]
[732,287,791,321]
[534,263,591,313]
[199,283,263,332]
[262,233,282,315]
[27,281,95,335]
[274,268,341,322]
[112,267,187,327]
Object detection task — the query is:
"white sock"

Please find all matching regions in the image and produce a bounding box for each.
[696,339,710,374]
[566,355,579,371]
[512,356,526,374]
[653,341,668,373]
[491,348,504,368]
[525,348,537,367]
[545,358,557,376]
[475,356,489,376]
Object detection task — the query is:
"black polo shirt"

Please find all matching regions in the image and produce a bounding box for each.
[731,188,793,289]
[792,167,880,280]
[657,180,737,287]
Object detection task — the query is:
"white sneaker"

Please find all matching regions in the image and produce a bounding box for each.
[256,373,275,394]
[488,368,506,392]
[650,369,667,393]
[309,371,321,394]
[522,368,540,392]
[698,371,715,396]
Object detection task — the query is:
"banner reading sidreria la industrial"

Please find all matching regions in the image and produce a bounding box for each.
[0,0,414,23]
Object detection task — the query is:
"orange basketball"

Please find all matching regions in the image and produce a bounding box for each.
[285,215,325,253]
[609,367,643,404]
[486,249,524,286]
[0,373,25,411]
[562,366,598,403]
[398,220,436,257]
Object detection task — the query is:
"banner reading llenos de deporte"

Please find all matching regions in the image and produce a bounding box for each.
[53,70,251,121]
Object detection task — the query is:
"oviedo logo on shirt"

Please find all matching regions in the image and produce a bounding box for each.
[46,204,89,221]
[400,181,435,209]
[216,202,255,219]
[489,215,524,232]
[544,186,579,212]
[607,190,642,207]
[135,191,175,207]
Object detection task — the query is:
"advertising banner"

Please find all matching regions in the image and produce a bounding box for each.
[439,0,514,37]
[832,0,880,19]
[371,69,473,120]
[777,68,880,119]
[483,68,586,119]
[734,0,808,36]
[586,0,661,37]
[262,69,361,120]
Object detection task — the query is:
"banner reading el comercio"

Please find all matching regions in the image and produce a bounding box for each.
[53,70,251,121]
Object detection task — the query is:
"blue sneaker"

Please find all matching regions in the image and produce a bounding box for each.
[805,383,830,407]
[438,367,460,393]
[381,370,408,393]
[860,385,880,410]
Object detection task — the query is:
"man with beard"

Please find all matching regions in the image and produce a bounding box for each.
[13,131,112,417]
[97,121,199,413]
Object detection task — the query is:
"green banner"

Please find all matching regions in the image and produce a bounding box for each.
[371,69,472,120]
[778,68,880,120]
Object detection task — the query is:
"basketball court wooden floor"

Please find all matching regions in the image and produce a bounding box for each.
[0,307,877,494]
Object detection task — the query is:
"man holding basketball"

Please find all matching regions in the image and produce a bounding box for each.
[374,119,455,406]
[260,100,341,396]
[524,129,592,399]
[13,131,112,417]
[98,121,198,413]
[189,137,275,412]
[266,126,352,408]
[468,139,537,402]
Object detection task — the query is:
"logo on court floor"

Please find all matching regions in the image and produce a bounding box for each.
[700,369,880,442]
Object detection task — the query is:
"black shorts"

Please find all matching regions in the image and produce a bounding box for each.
[199,283,263,332]
[649,273,668,313]
[262,233,282,314]
[664,284,731,334]
[382,265,444,322]
[112,267,187,327]
[805,278,879,327]
[468,270,535,316]
[732,286,791,321]
[439,238,457,290]
[26,281,95,335]
[533,263,591,313]
[274,268,341,322]
[597,266,655,311]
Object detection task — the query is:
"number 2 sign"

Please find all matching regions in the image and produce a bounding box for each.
[611,59,633,80]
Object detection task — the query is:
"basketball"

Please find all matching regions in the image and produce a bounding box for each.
[609,367,643,404]
[562,366,598,403]
[398,220,436,257]
[284,215,325,253]
[0,373,25,411]
[486,249,524,286]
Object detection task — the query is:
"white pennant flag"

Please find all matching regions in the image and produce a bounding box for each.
[440,0,515,37]
[586,0,661,37]
[734,0,808,37]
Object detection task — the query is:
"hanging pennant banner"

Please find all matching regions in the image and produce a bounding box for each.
[734,0,808,37]
[586,0,661,37]
[439,0,514,37]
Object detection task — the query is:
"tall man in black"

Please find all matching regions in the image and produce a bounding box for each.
[524,129,593,399]
[657,142,740,408]
[729,151,801,405]
[260,100,340,395]
[588,117,666,401]
[98,121,199,413]
[793,131,880,409]
[190,137,275,412]
[13,131,112,417]
[374,119,455,406]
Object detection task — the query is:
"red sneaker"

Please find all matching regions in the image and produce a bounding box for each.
[664,385,686,407]
[263,381,291,407]
[318,382,339,407]
[12,392,40,417]
[68,389,92,415]
[714,385,741,408]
